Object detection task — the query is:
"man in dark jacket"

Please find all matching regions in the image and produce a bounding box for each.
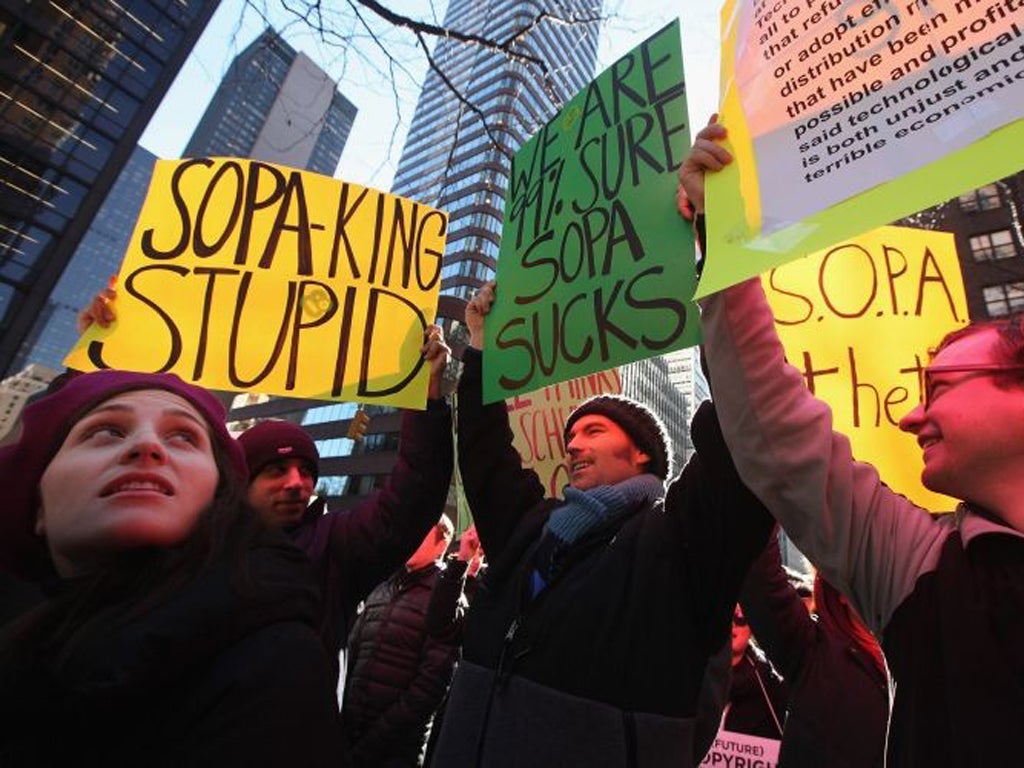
[237,327,455,669]
[429,284,775,768]
[343,516,477,767]
[682,121,1024,765]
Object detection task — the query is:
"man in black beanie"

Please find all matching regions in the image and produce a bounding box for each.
[239,420,321,529]
[234,326,456,680]
[430,283,775,768]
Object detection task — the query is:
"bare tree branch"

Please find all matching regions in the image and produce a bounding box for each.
[235,0,610,181]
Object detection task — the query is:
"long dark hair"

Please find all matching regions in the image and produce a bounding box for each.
[0,425,265,678]
[813,575,887,681]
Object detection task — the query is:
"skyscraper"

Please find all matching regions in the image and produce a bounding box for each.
[11,25,359,375]
[391,0,602,303]
[230,1,604,510]
[0,0,219,374]
[12,145,158,372]
[185,27,356,176]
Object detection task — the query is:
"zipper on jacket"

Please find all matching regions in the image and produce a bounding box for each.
[473,616,520,767]
[495,617,519,689]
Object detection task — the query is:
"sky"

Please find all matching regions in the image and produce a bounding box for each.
[140,0,723,191]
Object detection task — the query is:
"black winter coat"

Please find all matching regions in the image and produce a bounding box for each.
[0,536,343,767]
[430,350,775,768]
[343,559,469,767]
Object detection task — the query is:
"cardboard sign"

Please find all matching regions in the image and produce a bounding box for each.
[65,158,446,408]
[696,0,1024,298]
[483,20,701,403]
[506,367,623,498]
[702,730,780,767]
[764,225,966,509]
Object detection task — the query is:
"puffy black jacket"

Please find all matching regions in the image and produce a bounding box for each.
[343,559,469,767]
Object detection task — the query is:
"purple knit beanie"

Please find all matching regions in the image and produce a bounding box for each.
[237,421,319,480]
[0,370,246,578]
[563,395,671,480]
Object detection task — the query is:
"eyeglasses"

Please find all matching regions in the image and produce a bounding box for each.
[923,363,1024,409]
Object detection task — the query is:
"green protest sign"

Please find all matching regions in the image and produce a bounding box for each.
[482,20,699,403]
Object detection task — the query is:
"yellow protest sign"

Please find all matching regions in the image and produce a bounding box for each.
[764,225,967,509]
[697,0,1024,298]
[65,158,446,408]
[506,367,623,498]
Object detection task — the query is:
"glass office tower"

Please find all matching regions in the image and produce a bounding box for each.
[0,0,219,373]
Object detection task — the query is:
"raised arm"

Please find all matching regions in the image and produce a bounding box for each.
[670,400,775,653]
[457,282,546,562]
[739,530,816,681]
[310,326,456,613]
[682,121,949,635]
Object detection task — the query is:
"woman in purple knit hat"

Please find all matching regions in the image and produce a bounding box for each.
[0,371,343,767]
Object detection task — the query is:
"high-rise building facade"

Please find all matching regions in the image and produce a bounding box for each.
[662,347,711,463]
[184,27,356,176]
[229,2,605,510]
[12,23,361,374]
[12,145,158,371]
[391,0,602,303]
[905,171,1024,320]
[0,0,219,375]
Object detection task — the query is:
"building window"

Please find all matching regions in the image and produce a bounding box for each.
[983,282,1024,317]
[958,184,1002,212]
[316,475,350,497]
[969,229,1017,261]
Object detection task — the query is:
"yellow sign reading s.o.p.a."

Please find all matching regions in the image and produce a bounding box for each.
[764,225,968,510]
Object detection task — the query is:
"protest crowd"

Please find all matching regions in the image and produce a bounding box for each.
[2,23,1023,768]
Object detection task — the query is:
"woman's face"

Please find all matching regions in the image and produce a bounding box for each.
[37,389,219,577]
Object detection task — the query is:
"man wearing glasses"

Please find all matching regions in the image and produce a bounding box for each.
[679,118,1024,767]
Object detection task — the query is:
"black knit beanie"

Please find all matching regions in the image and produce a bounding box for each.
[563,395,671,480]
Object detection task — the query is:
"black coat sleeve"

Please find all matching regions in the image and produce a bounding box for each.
[667,400,776,655]
[311,400,455,624]
[740,529,817,682]
[456,348,546,563]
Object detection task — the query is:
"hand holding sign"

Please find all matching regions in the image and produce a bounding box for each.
[421,324,451,400]
[677,116,731,218]
[77,275,118,334]
[466,281,497,350]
